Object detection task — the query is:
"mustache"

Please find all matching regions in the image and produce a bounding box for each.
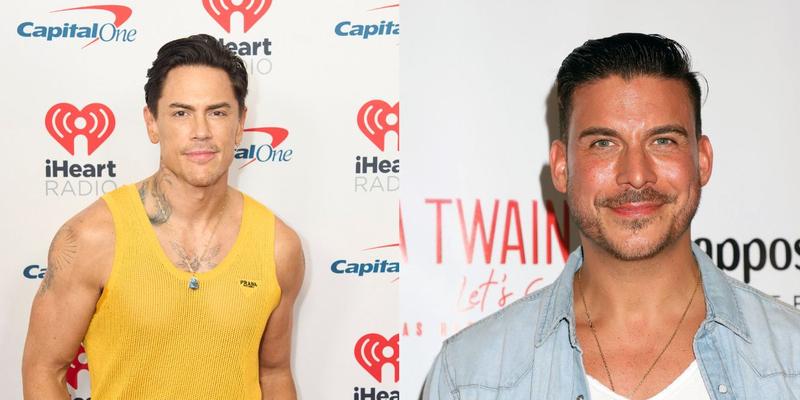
[182,146,221,154]
[597,187,676,208]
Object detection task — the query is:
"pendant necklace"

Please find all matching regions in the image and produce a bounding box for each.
[178,193,228,290]
[577,268,700,399]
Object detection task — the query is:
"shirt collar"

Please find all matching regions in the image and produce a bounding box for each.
[535,246,583,348]
[693,242,751,342]
[535,242,751,348]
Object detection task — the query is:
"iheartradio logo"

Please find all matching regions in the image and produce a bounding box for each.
[354,333,399,383]
[358,100,399,152]
[45,103,115,156]
[66,344,88,390]
[203,0,271,33]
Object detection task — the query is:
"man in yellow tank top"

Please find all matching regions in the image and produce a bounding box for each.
[22,34,305,399]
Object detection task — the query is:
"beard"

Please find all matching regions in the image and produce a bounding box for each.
[567,180,701,261]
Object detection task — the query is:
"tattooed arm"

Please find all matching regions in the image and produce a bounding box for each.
[22,200,114,399]
[259,218,305,400]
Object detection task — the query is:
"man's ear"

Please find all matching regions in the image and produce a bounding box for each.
[235,106,247,147]
[698,134,713,186]
[143,106,159,144]
[550,139,568,193]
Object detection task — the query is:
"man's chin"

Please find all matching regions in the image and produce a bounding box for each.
[593,233,674,261]
[182,171,226,188]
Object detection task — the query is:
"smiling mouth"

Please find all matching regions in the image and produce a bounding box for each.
[610,202,663,217]
[184,150,217,163]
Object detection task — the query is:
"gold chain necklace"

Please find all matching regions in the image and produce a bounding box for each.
[577,268,700,399]
[169,192,229,290]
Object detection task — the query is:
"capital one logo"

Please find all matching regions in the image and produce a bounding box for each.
[203,0,271,33]
[45,103,115,156]
[237,126,291,169]
[245,127,288,147]
[354,333,399,383]
[358,100,399,152]
[17,5,135,49]
[66,344,88,391]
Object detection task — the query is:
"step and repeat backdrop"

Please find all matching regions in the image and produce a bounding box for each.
[1,1,399,399]
[400,0,800,396]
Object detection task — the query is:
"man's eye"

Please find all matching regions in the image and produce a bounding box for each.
[591,139,613,148]
[173,110,187,117]
[654,137,675,145]
[211,110,227,117]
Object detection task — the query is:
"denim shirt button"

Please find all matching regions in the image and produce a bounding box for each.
[718,384,728,394]
[576,395,584,400]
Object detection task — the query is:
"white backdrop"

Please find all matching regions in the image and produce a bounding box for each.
[1,1,399,399]
[400,0,800,395]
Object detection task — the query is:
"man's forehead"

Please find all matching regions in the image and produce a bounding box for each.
[568,75,695,136]
[159,65,236,101]
[573,74,691,103]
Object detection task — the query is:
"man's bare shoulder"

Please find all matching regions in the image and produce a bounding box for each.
[273,217,304,295]
[63,197,115,252]
[70,198,114,239]
[274,218,300,256]
[42,198,115,294]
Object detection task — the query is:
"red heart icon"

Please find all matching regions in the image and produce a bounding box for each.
[203,0,272,33]
[357,100,399,152]
[45,103,115,156]
[354,333,399,383]
[65,344,88,390]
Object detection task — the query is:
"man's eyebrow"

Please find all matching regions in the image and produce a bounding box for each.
[167,102,232,111]
[577,127,620,140]
[576,125,689,140]
[169,102,194,111]
[647,124,689,137]
[206,102,232,110]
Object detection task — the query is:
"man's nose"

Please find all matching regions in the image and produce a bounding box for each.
[616,145,657,189]
[193,115,212,140]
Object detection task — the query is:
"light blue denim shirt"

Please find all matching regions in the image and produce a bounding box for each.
[422,243,800,399]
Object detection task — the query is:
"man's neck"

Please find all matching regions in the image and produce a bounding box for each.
[577,232,701,324]
[139,167,230,229]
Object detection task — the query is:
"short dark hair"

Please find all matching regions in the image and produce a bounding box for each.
[144,33,248,117]
[556,33,702,140]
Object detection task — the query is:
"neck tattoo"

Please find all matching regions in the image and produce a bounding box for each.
[167,192,229,290]
[577,268,701,399]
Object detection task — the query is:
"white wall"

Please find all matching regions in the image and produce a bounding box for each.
[400,0,800,394]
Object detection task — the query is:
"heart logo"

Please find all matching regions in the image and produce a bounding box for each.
[354,333,399,383]
[65,344,88,390]
[203,0,272,33]
[357,100,399,152]
[45,103,115,156]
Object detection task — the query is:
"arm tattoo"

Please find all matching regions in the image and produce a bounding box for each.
[138,170,173,225]
[38,225,77,296]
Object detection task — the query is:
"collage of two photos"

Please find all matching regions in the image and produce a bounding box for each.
[3,1,799,399]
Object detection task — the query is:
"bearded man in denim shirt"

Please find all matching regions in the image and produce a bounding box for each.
[422,33,800,400]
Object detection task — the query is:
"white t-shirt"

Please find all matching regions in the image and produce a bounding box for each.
[586,361,712,400]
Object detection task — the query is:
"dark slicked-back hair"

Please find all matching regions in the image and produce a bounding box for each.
[144,33,248,117]
[556,33,702,141]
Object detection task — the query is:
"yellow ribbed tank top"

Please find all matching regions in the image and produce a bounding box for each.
[84,184,281,399]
